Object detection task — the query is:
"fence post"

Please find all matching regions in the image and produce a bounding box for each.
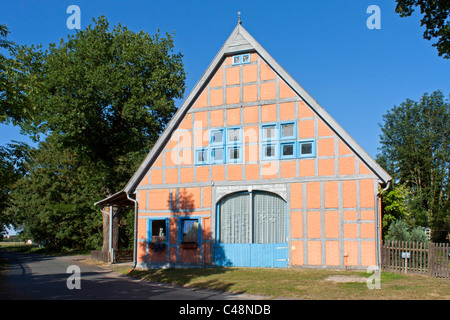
[428,242,434,277]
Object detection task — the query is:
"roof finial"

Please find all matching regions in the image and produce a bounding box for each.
[238,11,242,25]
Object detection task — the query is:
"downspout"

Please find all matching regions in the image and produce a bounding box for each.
[126,192,139,270]
[375,180,390,269]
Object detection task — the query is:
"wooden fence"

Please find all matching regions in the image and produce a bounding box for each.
[91,249,133,263]
[381,241,450,278]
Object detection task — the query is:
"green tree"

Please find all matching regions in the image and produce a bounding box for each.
[6,17,186,249]
[380,183,410,236]
[385,219,429,242]
[395,0,450,59]
[0,141,29,236]
[0,24,43,131]
[8,139,104,249]
[377,90,450,241]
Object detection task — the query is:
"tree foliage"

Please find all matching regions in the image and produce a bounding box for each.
[395,0,450,59]
[0,141,29,236]
[7,139,104,248]
[385,219,429,242]
[377,90,450,241]
[1,17,186,248]
[7,16,186,193]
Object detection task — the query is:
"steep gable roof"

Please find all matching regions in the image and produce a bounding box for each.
[96,22,391,206]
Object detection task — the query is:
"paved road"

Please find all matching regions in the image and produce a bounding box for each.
[0,250,269,300]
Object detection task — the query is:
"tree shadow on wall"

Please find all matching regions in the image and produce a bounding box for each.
[167,188,195,215]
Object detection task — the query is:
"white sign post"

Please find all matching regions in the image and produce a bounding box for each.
[401,251,410,273]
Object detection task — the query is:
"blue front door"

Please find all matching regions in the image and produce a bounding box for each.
[214,191,288,268]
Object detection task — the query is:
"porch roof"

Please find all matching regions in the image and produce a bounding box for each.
[94,190,135,208]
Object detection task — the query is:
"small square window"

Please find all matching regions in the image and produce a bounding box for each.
[280,122,295,139]
[232,54,251,65]
[280,142,296,159]
[262,143,277,160]
[262,124,277,141]
[211,147,225,164]
[227,146,242,162]
[195,148,209,165]
[227,127,241,143]
[299,140,315,158]
[211,129,224,145]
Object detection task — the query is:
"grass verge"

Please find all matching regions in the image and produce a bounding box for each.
[112,266,450,300]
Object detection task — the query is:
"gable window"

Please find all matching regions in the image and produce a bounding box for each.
[227,127,241,143]
[232,53,251,65]
[195,127,243,166]
[280,141,296,159]
[262,143,277,160]
[227,145,242,163]
[210,129,224,145]
[211,147,225,164]
[280,122,296,140]
[299,139,316,158]
[194,148,209,165]
[262,124,277,141]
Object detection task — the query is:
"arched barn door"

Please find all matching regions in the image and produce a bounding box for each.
[214,191,288,268]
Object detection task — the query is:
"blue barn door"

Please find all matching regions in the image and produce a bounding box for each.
[214,191,287,268]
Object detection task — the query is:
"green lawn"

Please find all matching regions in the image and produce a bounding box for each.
[114,266,450,300]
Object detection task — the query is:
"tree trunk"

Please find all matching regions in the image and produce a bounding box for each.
[101,206,119,253]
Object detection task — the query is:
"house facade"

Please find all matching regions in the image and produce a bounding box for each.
[96,22,391,269]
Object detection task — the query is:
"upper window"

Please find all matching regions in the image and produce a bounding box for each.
[211,147,225,164]
[227,127,242,143]
[280,122,296,140]
[210,129,224,146]
[194,148,209,165]
[262,124,277,141]
[299,140,316,158]
[232,53,251,65]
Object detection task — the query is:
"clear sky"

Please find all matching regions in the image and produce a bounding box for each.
[1,0,449,159]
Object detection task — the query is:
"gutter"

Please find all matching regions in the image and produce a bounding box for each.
[375,180,391,269]
[126,192,139,270]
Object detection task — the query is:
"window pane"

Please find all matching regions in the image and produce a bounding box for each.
[282,144,294,156]
[242,54,250,63]
[233,56,240,64]
[197,149,207,163]
[211,130,223,144]
[212,148,224,161]
[281,123,294,138]
[229,147,240,160]
[152,220,166,243]
[264,145,275,158]
[228,128,240,142]
[301,142,313,155]
[263,125,276,140]
[182,220,198,242]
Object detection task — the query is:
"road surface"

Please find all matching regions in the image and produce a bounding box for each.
[0,249,269,300]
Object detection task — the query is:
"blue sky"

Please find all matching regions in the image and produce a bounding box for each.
[1,0,449,159]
